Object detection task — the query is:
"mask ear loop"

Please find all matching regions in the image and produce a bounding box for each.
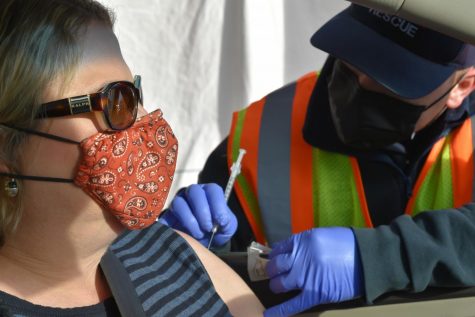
[0,173,73,183]
[0,124,79,183]
[0,124,80,145]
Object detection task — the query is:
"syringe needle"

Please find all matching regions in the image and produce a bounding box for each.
[207,149,246,249]
[207,227,217,249]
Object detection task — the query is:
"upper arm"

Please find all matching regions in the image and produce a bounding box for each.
[177,230,264,317]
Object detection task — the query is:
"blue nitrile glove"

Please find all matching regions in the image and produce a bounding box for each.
[159,183,238,247]
[264,227,363,317]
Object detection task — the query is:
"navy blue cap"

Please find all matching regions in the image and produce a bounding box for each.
[311,4,475,99]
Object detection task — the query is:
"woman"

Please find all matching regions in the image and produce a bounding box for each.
[0,0,263,316]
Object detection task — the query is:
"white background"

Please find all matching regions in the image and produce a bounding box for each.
[99,0,349,202]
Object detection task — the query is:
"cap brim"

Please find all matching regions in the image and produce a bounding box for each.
[311,8,457,99]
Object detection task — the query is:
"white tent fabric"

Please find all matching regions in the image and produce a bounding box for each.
[99,0,349,201]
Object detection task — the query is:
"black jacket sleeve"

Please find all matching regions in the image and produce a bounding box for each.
[198,137,257,251]
[354,202,475,303]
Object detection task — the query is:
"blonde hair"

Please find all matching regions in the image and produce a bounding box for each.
[0,0,115,246]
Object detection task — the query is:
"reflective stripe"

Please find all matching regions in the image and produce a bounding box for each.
[258,83,296,244]
[472,116,475,201]
[228,100,267,243]
[313,149,368,227]
[290,73,318,233]
[350,158,374,227]
[413,137,453,215]
[450,118,473,207]
[405,138,446,215]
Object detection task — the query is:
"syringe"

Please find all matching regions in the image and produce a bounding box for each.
[207,148,246,249]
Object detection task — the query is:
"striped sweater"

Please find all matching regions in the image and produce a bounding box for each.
[100,222,232,317]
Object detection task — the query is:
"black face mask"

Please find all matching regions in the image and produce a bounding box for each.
[327,59,453,150]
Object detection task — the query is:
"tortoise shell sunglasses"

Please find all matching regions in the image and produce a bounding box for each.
[36,75,143,130]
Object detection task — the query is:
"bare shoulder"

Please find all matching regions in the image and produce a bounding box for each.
[176,230,264,317]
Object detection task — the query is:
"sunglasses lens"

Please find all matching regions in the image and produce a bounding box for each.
[106,84,138,130]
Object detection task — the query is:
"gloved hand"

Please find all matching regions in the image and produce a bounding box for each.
[264,227,363,317]
[159,183,238,248]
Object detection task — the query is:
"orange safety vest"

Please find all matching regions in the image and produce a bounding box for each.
[228,72,475,245]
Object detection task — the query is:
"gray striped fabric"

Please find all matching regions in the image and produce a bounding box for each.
[101,222,232,317]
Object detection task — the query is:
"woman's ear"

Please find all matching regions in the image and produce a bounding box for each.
[447,67,475,109]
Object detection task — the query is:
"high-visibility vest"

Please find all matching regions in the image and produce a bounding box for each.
[228,72,475,245]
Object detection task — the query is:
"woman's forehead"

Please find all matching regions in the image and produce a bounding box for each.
[42,23,132,103]
[79,22,123,65]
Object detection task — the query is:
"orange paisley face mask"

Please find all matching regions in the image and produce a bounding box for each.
[74,109,178,229]
[0,109,178,230]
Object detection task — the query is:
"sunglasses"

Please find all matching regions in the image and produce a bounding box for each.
[36,75,143,130]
